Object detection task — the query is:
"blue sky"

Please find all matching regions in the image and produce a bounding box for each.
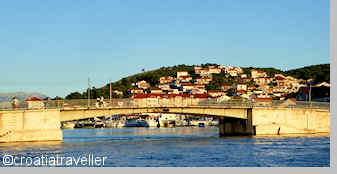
[0,0,329,97]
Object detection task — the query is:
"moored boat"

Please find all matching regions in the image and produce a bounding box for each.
[61,122,75,129]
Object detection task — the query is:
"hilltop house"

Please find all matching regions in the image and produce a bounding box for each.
[208,90,224,97]
[237,90,247,96]
[177,75,192,83]
[195,77,212,85]
[130,88,144,94]
[191,88,206,94]
[177,71,189,78]
[228,69,239,77]
[181,83,194,92]
[251,70,267,78]
[209,67,221,74]
[220,84,233,92]
[137,80,150,89]
[274,74,286,87]
[158,83,170,90]
[151,88,163,94]
[240,74,247,78]
[236,83,247,91]
[254,77,272,86]
[198,68,211,76]
[159,76,174,84]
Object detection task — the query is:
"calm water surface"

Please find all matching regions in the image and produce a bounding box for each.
[0,127,330,167]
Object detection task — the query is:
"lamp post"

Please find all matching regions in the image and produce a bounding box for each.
[110,79,113,107]
[307,80,312,108]
[88,72,91,108]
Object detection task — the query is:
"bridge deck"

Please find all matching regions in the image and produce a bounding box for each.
[59,106,251,122]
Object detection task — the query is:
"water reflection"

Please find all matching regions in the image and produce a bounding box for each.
[0,127,330,167]
[0,141,62,151]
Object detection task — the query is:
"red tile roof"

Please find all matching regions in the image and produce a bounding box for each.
[133,93,164,98]
[133,93,212,99]
[179,75,191,79]
[193,93,210,98]
[130,88,143,90]
[182,83,194,86]
[24,97,42,102]
[151,88,162,90]
[275,76,285,80]
[252,98,272,102]
[208,90,222,93]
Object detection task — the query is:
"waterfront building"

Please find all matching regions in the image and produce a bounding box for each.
[23,97,44,109]
[208,90,224,97]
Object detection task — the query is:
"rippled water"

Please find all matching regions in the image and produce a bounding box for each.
[0,127,330,167]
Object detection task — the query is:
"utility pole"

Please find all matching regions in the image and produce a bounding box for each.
[309,84,312,102]
[309,82,312,108]
[88,73,90,108]
[110,79,113,107]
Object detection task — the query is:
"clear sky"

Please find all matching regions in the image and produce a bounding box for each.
[0,0,329,97]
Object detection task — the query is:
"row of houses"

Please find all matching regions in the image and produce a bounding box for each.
[124,65,329,102]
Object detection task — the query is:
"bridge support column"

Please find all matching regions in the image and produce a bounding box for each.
[219,109,254,136]
[219,117,226,136]
[0,110,62,143]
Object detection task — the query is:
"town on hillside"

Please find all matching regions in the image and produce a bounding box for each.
[122,65,330,102]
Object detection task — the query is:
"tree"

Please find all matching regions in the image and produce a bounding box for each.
[91,87,98,99]
[226,88,236,96]
[65,92,83,99]
[246,79,256,86]
[63,63,330,100]
[52,96,64,100]
[285,92,297,100]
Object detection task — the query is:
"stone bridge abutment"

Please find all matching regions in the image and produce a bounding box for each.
[0,106,330,143]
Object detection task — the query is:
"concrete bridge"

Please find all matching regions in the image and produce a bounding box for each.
[0,99,330,142]
[60,106,250,121]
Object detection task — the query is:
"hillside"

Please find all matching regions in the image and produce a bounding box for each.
[284,64,330,82]
[66,64,196,99]
[65,63,330,99]
[0,92,48,102]
[242,64,330,82]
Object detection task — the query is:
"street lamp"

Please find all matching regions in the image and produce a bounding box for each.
[88,72,91,108]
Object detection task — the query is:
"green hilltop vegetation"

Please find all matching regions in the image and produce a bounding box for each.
[64,63,330,100]
[242,64,330,81]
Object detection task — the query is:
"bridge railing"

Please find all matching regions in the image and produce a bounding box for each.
[0,100,67,111]
[201,99,330,109]
[0,98,330,111]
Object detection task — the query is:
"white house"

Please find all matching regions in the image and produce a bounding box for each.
[236,83,247,91]
[177,71,189,78]
[251,70,267,79]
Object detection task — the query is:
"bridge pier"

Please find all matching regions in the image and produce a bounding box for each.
[0,109,62,143]
[219,109,254,136]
